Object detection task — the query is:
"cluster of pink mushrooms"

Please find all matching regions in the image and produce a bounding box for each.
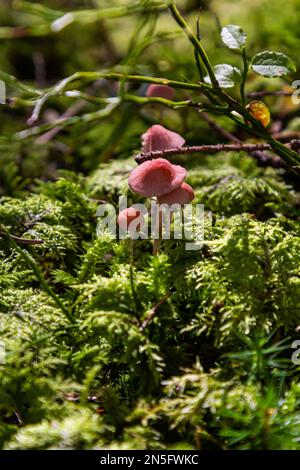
[117,85,195,234]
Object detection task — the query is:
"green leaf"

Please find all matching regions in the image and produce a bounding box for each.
[205,64,242,88]
[251,51,296,77]
[221,25,247,50]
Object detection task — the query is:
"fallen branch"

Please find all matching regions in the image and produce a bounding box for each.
[135,140,300,168]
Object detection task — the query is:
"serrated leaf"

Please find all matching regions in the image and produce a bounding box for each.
[205,64,242,88]
[221,25,247,50]
[251,51,296,77]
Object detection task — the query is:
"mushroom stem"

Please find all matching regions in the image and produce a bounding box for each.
[153,238,161,256]
[153,202,162,255]
[129,238,135,260]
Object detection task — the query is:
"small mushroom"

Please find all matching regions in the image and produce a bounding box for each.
[157,182,195,205]
[146,84,175,101]
[128,158,186,197]
[142,125,185,153]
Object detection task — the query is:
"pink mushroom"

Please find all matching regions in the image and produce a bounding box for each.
[128,158,186,197]
[157,182,195,205]
[117,207,145,231]
[142,125,185,153]
[146,84,175,101]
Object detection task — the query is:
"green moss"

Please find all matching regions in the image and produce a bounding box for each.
[0,0,299,451]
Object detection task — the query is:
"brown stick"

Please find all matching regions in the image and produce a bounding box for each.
[36,100,86,144]
[135,140,300,165]
[272,131,300,141]
[36,80,110,144]
[0,232,43,245]
[199,110,281,167]
[140,293,171,330]
[200,111,241,143]
[247,90,293,98]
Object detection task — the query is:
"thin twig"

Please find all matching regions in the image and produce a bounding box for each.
[200,112,240,143]
[199,111,282,167]
[36,100,86,144]
[135,140,300,164]
[248,150,286,168]
[140,293,171,330]
[272,131,300,141]
[36,80,109,144]
[247,90,292,98]
[0,232,43,245]
[23,210,51,230]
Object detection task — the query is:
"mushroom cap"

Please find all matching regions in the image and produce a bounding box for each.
[146,84,175,101]
[142,125,185,153]
[157,182,195,205]
[117,207,144,231]
[128,158,187,197]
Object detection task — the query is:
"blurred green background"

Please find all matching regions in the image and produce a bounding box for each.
[0,0,299,187]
